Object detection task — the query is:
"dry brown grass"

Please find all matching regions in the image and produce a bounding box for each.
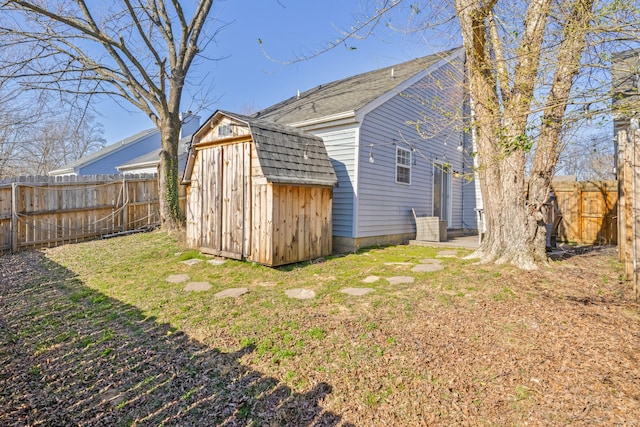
[1,231,639,426]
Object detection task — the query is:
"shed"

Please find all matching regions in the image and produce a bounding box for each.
[182,111,338,266]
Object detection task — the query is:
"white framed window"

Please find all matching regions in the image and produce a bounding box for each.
[396,147,411,184]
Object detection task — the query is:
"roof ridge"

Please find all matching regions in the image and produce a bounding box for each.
[254,47,463,124]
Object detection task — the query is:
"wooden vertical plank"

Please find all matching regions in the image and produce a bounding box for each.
[575,184,583,244]
[277,185,287,265]
[287,186,297,264]
[323,188,332,256]
[624,131,634,278]
[632,128,640,301]
[264,184,273,265]
[214,146,223,252]
[256,183,265,263]
[298,187,308,262]
[271,184,279,264]
[231,144,240,254]
[285,186,294,264]
[251,182,260,263]
[11,183,18,252]
[200,148,210,248]
[618,130,627,263]
[123,180,130,231]
[243,142,252,259]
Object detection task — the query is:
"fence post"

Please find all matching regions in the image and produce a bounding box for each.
[618,130,626,263]
[122,178,129,232]
[11,183,18,253]
[632,127,640,302]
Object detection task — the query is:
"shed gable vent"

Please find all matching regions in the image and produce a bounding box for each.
[218,124,232,137]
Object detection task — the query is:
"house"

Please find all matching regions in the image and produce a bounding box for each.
[116,136,191,175]
[611,48,639,289]
[612,48,640,172]
[49,113,200,176]
[182,111,337,266]
[254,47,478,252]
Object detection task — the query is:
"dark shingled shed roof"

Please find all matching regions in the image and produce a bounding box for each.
[254,47,463,125]
[185,111,337,187]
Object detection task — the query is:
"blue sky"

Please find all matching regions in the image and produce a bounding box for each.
[97,1,460,143]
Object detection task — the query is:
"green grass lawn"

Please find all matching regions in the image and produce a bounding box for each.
[2,231,639,426]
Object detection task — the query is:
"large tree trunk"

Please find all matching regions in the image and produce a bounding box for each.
[456,0,595,269]
[158,112,183,231]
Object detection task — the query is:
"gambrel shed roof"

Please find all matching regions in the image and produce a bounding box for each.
[183,111,337,187]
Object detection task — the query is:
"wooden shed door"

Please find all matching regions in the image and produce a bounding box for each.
[201,142,250,259]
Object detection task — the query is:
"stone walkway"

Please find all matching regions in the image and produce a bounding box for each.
[169,249,460,300]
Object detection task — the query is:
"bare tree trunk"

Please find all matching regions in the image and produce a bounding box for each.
[456,0,595,269]
[1,0,215,230]
[527,0,596,259]
[158,112,182,230]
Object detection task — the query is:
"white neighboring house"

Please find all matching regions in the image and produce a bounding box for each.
[49,113,200,176]
[254,47,480,252]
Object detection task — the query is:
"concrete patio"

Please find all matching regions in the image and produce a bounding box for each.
[409,234,480,250]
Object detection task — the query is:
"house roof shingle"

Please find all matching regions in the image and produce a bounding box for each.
[254,47,463,125]
[49,128,159,175]
[116,136,191,173]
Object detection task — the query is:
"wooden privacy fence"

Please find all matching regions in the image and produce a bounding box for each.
[0,174,163,254]
[552,180,618,245]
[617,128,640,299]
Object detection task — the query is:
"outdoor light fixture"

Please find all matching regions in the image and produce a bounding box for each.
[369,144,375,163]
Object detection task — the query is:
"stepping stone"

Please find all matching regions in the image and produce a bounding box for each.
[419,258,443,264]
[174,252,184,257]
[214,287,249,298]
[184,281,212,291]
[436,250,459,258]
[166,274,189,283]
[340,287,374,296]
[412,263,445,272]
[384,262,413,266]
[386,276,414,285]
[182,259,202,266]
[285,288,316,300]
[207,259,226,266]
[362,275,380,283]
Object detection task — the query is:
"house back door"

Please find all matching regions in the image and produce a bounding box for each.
[433,163,450,224]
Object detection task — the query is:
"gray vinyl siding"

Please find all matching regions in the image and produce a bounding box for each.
[356,59,467,237]
[79,133,161,175]
[308,125,358,237]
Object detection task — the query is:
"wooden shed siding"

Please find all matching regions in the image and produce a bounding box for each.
[356,61,467,237]
[185,141,251,259]
[185,151,202,248]
[267,184,332,266]
[308,125,357,237]
[186,112,335,266]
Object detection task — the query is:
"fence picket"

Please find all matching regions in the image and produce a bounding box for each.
[0,173,174,254]
[553,180,618,245]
